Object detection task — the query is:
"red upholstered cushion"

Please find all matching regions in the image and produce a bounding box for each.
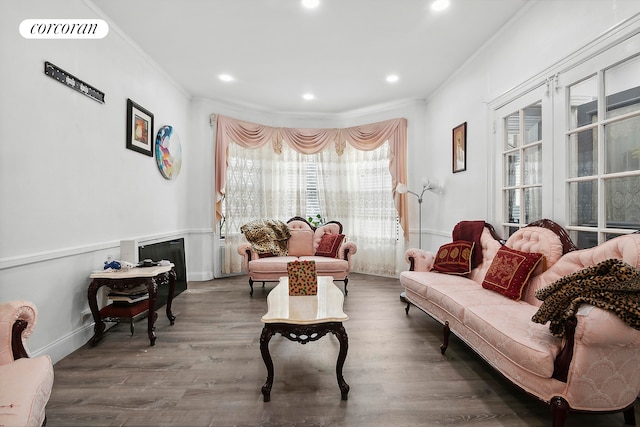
[258,252,276,258]
[432,241,474,275]
[315,234,345,258]
[482,246,544,300]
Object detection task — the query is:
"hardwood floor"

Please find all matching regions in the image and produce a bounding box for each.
[47,273,638,426]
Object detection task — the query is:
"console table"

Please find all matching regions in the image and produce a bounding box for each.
[88,264,176,346]
[260,276,350,401]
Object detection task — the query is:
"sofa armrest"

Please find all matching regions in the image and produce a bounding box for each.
[339,241,357,262]
[0,301,37,364]
[405,248,435,272]
[237,242,258,271]
[572,305,640,347]
[557,305,640,410]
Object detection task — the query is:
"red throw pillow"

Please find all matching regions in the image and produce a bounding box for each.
[482,246,544,300]
[258,252,276,258]
[315,234,345,258]
[432,241,475,275]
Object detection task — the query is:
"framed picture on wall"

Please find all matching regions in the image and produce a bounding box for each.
[126,98,154,156]
[452,122,467,173]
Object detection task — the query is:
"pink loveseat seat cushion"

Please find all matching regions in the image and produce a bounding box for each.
[248,256,299,273]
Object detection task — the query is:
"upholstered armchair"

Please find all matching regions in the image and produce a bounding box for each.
[0,300,54,427]
[238,216,357,295]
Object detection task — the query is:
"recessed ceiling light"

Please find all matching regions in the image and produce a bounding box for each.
[302,0,320,9]
[302,93,316,101]
[386,74,399,83]
[431,0,450,11]
[218,74,235,82]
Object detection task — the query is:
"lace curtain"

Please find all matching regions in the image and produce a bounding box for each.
[317,143,400,275]
[216,115,408,275]
[223,143,308,274]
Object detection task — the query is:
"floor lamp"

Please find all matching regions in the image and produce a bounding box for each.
[396,181,436,249]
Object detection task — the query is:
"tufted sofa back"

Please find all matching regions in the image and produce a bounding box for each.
[522,233,640,306]
[286,219,345,256]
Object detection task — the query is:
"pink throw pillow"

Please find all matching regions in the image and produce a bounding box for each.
[288,229,315,256]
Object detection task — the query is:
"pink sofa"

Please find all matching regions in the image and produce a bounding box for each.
[0,301,54,427]
[400,220,640,427]
[238,217,357,295]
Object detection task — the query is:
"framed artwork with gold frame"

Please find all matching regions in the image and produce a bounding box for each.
[452,122,467,173]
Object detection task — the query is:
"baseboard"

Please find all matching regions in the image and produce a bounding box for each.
[189,271,214,282]
[33,323,96,365]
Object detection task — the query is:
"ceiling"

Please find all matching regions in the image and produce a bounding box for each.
[92,0,529,115]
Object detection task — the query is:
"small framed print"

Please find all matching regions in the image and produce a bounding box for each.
[126,98,154,156]
[452,122,467,173]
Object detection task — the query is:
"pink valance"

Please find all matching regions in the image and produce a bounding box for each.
[214,115,409,239]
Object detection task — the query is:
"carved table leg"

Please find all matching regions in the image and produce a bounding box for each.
[165,269,177,325]
[88,280,106,346]
[440,321,450,355]
[144,278,158,346]
[333,323,350,400]
[260,326,275,402]
[249,278,254,296]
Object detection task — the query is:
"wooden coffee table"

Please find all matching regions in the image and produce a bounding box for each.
[260,276,350,401]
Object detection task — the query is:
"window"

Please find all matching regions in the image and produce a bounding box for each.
[566,54,640,247]
[221,140,401,275]
[494,81,550,238]
[492,29,640,248]
[305,156,322,222]
[502,101,543,235]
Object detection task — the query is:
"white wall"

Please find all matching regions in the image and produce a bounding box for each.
[414,0,640,252]
[0,0,191,361]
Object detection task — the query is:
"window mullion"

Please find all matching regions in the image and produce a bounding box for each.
[597,70,606,243]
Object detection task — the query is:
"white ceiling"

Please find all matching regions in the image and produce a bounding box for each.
[92,0,529,115]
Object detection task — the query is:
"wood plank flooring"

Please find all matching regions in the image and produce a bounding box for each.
[46,273,638,426]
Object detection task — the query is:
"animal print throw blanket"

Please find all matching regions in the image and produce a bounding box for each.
[532,258,640,338]
[240,219,291,256]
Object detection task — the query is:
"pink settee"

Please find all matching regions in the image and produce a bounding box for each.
[238,217,357,295]
[0,301,54,427]
[400,219,640,427]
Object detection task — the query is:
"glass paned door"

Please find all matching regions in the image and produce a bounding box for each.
[499,100,544,235]
[565,53,640,247]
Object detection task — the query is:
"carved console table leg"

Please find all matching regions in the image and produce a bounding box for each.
[88,280,106,346]
[144,278,158,346]
[260,326,275,402]
[165,269,177,324]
